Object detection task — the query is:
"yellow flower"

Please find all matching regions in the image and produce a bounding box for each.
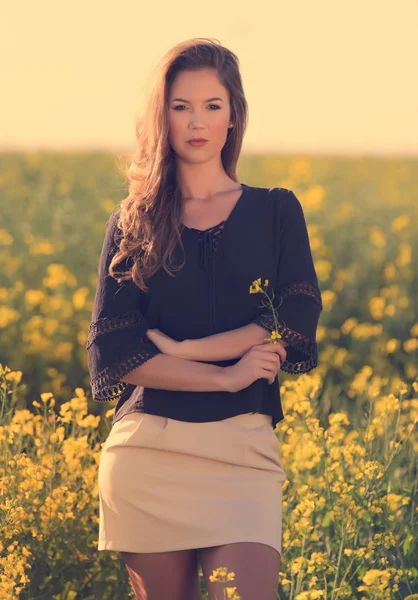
[249,278,263,294]
[40,392,54,404]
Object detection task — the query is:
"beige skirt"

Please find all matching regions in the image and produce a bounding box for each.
[98,410,287,556]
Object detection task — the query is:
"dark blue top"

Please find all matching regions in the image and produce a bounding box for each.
[86,184,323,429]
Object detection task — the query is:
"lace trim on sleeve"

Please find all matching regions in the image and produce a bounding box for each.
[256,314,317,354]
[256,314,319,374]
[281,351,318,375]
[278,281,323,309]
[91,345,161,402]
[254,281,321,374]
[86,309,146,349]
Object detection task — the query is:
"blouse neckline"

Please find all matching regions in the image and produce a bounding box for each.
[181,183,249,235]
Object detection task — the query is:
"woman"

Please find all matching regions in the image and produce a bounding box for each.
[87,38,322,600]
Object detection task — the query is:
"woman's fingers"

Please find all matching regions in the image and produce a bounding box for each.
[257,341,287,363]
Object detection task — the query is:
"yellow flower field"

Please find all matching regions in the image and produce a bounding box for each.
[1,364,417,598]
[0,152,417,598]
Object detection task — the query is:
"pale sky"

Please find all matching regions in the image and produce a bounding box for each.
[1,0,417,155]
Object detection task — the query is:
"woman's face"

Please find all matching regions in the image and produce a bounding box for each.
[167,68,232,163]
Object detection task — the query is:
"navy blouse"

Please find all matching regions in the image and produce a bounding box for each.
[86,184,323,429]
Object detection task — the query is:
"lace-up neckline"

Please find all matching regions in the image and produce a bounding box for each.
[181,183,247,234]
[193,221,226,269]
[181,185,247,270]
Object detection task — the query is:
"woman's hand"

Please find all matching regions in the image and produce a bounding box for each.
[144,328,183,357]
[223,343,286,392]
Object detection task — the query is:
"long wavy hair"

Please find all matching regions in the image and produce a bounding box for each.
[109,37,248,293]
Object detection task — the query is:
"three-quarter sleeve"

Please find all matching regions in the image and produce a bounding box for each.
[252,189,323,374]
[86,211,162,403]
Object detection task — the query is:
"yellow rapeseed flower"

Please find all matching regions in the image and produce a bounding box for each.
[392,214,410,233]
[0,228,13,245]
[41,392,53,404]
[72,287,90,310]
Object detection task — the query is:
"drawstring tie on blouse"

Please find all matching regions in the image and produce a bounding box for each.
[198,230,214,271]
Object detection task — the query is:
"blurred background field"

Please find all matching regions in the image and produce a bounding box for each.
[1,151,417,598]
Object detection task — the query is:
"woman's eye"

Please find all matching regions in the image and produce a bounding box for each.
[173,105,221,111]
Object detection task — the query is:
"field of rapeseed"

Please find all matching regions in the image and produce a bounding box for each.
[0,152,417,598]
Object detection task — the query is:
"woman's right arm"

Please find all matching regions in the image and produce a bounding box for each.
[121,353,229,392]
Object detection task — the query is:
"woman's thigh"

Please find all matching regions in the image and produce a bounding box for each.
[198,542,281,600]
[121,548,202,600]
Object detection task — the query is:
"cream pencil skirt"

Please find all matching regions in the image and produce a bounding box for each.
[98,410,287,556]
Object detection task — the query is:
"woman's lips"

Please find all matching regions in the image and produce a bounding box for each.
[187,140,208,147]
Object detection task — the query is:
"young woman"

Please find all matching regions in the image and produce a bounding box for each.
[87,37,322,600]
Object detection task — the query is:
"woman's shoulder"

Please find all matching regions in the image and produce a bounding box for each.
[244,183,294,199]
[244,184,298,213]
[105,207,122,230]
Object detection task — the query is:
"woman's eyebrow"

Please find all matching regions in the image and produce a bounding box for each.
[171,97,224,103]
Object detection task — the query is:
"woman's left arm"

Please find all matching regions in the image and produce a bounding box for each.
[146,324,288,361]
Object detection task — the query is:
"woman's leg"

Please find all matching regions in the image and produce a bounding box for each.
[121,548,202,600]
[198,542,281,600]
